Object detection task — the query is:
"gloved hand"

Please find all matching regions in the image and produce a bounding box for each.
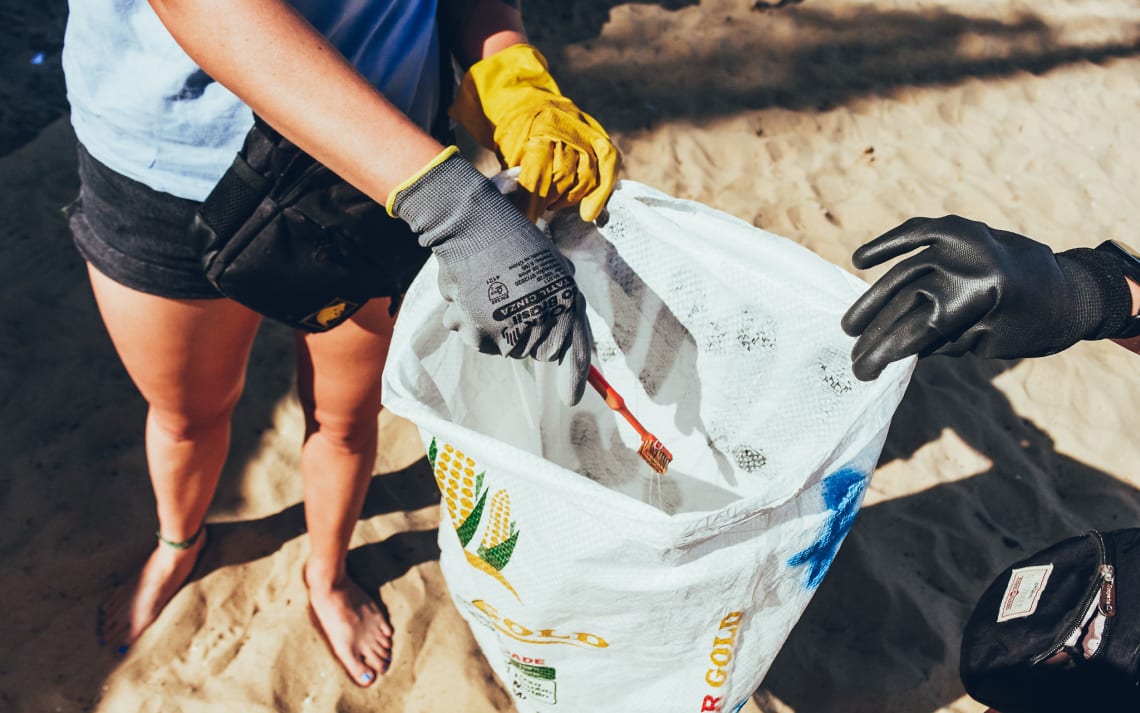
[387,146,593,405]
[841,215,1133,381]
[450,44,618,223]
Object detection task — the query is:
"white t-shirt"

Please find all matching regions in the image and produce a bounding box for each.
[63,0,441,201]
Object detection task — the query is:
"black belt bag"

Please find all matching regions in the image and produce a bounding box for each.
[190,116,430,332]
[960,528,1140,712]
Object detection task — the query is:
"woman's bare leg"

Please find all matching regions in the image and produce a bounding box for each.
[296,298,396,686]
[88,265,261,649]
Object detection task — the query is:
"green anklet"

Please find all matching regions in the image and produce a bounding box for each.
[155,525,204,550]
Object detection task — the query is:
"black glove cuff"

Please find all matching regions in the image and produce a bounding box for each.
[1056,247,1132,341]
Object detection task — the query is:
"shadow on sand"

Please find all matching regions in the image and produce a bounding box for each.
[531,3,1140,133]
[757,356,1140,712]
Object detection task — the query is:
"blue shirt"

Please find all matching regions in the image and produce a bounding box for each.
[63,0,441,201]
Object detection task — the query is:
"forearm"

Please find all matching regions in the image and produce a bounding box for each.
[439,0,528,68]
[148,0,442,203]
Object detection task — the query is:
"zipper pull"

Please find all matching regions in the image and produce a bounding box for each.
[1098,564,1116,618]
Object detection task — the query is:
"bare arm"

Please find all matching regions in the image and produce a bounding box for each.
[439,0,529,68]
[148,0,443,203]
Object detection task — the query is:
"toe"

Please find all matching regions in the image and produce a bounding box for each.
[361,599,392,638]
[373,630,391,652]
[355,669,377,687]
[353,661,378,687]
[366,635,390,662]
[335,645,376,687]
[360,645,388,680]
[373,621,392,646]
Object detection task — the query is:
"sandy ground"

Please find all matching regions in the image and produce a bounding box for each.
[3,1,1140,711]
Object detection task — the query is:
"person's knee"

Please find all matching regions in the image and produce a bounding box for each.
[307,406,380,454]
[148,395,241,443]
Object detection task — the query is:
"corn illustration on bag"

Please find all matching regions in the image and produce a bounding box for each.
[382,180,914,712]
[433,441,521,598]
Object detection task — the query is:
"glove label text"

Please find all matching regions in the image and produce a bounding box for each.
[494,280,575,348]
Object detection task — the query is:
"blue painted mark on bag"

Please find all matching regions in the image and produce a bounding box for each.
[788,466,867,590]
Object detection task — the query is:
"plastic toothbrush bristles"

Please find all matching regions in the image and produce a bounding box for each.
[586,365,673,475]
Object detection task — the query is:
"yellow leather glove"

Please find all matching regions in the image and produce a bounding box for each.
[450,44,618,223]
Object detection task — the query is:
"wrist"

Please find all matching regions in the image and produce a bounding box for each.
[388,148,534,256]
[388,148,487,246]
[1091,240,1140,338]
[478,34,529,64]
[1056,246,1132,340]
[1127,277,1140,318]
[385,145,460,218]
[443,0,527,68]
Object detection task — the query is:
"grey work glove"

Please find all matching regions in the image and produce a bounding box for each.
[841,215,1132,381]
[389,148,592,405]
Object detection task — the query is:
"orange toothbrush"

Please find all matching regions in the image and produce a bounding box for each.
[586,365,673,475]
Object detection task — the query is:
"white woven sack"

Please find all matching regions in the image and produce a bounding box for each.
[381,180,913,712]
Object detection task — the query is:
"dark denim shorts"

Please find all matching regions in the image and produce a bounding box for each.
[67,143,223,299]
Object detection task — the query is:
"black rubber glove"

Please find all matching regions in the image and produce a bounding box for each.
[841,215,1132,381]
[390,147,592,405]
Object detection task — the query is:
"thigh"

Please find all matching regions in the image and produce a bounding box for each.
[88,264,262,421]
[296,298,397,434]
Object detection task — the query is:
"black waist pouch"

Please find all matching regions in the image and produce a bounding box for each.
[191,116,431,332]
[960,528,1140,712]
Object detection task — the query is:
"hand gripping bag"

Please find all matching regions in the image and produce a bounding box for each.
[381,181,914,712]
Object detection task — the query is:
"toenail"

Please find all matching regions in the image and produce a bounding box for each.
[117,645,129,655]
[360,672,374,684]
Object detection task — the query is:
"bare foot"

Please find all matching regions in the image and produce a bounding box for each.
[305,565,392,687]
[98,529,207,652]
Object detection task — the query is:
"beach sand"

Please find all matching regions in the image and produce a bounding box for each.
[3,1,1140,711]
